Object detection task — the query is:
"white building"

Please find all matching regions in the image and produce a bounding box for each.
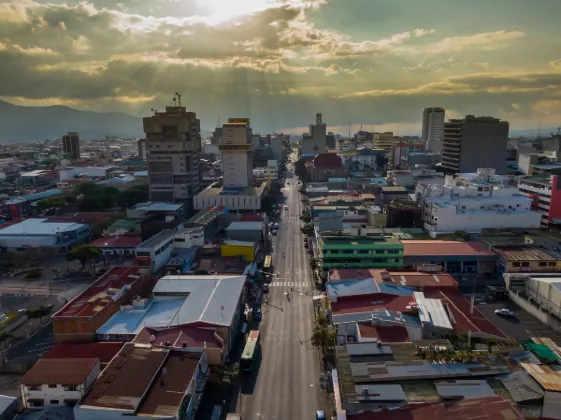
[220,119,253,188]
[422,107,445,152]
[388,168,443,188]
[20,358,100,408]
[253,160,279,182]
[194,183,265,211]
[0,218,89,249]
[174,226,205,248]
[135,229,175,272]
[59,166,118,182]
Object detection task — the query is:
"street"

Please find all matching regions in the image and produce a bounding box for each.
[238,179,324,419]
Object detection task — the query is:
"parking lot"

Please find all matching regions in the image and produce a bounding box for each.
[477,299,561,343]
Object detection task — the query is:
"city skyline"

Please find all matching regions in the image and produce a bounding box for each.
[1,0,560,134]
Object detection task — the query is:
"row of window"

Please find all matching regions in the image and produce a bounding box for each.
[28,384,76,391]
[511,261,557,267]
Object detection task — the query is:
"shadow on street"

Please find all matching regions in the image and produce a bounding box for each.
[240,349,262,395]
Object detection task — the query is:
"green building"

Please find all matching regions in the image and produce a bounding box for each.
[318,234,404,273]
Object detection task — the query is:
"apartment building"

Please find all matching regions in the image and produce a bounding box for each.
[422,107,445,153]
[143,98,202,212]
[220,118,253,188]
[372,132,394,156]
[441,115,509,174]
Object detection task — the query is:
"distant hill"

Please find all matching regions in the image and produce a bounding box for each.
[0,99,213,142]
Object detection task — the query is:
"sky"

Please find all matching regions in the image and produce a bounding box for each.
[1,0,561,135]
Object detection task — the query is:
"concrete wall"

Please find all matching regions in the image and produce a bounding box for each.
[508,290,561,332]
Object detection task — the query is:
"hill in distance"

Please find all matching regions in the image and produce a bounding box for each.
[0,99,212,142]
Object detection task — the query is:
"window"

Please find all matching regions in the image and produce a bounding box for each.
[64,386,77,391]
[539,262,547,267]
[521,262,530,267]
[48,384,57,388]
[512,262,521,267]
[50,400,59,404]
[28,386,40,391]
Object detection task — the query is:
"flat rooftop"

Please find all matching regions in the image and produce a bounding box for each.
[21,358,99,386]
[0,218,86,236]
[42,343,122,363]
[79,343,168,412]
[136,229,174,250]
[54,266,150,318]
[402,240,497,257]
[198,183,266,197]
[133,325,222,349]
[321,235,402,249]
[186,206,224,225]
[331,294,416,317]
[152,274,246,326]
[131,202,183,212]
[329,269,458,290]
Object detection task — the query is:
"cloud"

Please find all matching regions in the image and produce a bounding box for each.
[403,56,489,73]
[420,30,524,54]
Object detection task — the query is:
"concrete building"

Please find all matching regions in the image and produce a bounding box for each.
[372,132,394,156]
[0,218,89,250]
[59,166,118,182]
[518,174,561,228]
[269,135,284,163]
[74,344,209,420]
[62,132,80,160]
[226,221,265,241]
[135,229,175,273]
[194,183,266,211]
[220,118,253,188]
[253,160,278,182]
[495,247,561,273]
[143,100,202,211]
[52,266,153,342]
[20,358,100,408]
[422,107,445,152]
[301,113,329,155]
[390,142,424,167]
[137,138,147,160]
[441,115,509,174]
[221,240,257,262]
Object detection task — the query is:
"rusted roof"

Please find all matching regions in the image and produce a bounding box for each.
[331,293,415,316]
[357,324,410,342]
[43,343,123,363]
[21,358,99,386]
[133,326,222,349]
[494,246,560,262]
[402,240,496,257]
[137,352,200,417]
[80,343,168,412]
[521,362,561,391]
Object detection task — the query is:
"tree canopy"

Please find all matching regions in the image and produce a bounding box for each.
[74,183,148,211]
[36,197,66,211]
[67,244,102,267]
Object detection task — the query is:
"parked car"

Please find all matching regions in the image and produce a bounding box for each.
[254,308,262,321]
[315,411,325,420]
[495,308,515,317]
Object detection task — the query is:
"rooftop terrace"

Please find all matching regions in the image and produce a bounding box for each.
[54,266,150,318]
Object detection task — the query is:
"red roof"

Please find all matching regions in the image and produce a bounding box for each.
[239,212,266,222]
[313,152,344,169]
[43,342,123,363]
[91,234,142,248]
[53,266,150,318]
[402,241,496,257]
[348,396,523,420]
[133,326,222,349]
[422,289,506,339]
[357,324,410,342]
[21,358,99,386]
[331,293,415,316]
[330,269,458,290]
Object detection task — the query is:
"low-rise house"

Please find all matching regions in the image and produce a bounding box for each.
[20,358,100,408]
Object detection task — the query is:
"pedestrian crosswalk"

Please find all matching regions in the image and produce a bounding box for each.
[270,281,302,287]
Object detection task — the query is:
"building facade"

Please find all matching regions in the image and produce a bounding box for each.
[372,132,394,156]
[143,100,202,212]
[301,113,328,155]
[220,118,253,188]
[62,132,80,160]
[422,107,445,153]
[441,115,509,174]
[518,174,561,228]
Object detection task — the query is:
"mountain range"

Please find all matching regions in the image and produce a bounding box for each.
[0,98,554,142]
[0,99,212,142]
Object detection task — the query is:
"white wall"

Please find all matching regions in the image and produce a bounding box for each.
[174,229,205,248]
[194,194,262,211]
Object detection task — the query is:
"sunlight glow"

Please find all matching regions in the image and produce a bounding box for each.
[199,0,279,21]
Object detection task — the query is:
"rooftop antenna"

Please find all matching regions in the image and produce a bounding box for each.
[177,93,182,107]
[150,108,158,115]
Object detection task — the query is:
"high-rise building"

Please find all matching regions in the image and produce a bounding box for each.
[372,132,394,155]
[441,115,509,174]
[62,132,80,160]
[219,118,253,188]
[143,98,202,211]
[301,113,328,155]
[137,139,147,160]
[422,107,445,152]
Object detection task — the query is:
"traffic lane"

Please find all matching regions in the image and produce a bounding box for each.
[6,322,54,362]
[477,300,561,342]
[0,294,58,312]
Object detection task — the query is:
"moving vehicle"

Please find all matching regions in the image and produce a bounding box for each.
[315,411,326,420]
[263,255,274,274]
[241,330,261,372]
[495,308,515,317]
[274,222,279,229]
[284,205,288,210]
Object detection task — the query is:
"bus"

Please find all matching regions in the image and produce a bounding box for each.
[263,255,274,274]
[240,330,260,372]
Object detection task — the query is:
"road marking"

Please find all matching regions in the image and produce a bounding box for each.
[29,345,53,354]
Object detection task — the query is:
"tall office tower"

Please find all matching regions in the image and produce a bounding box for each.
[441,115,509,174]
[219,118,253,187]
[137,139,147,160]
[143,96,202,211]
[62,132,80,160]
[372,132,394,155]
[422,107,445,152]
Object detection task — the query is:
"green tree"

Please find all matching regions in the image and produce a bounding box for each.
[115,185,149,209]
[25,305,53,326]
[0,332,13,364]
[311,316,337,349]
[36,198,66,211]
[221,362,240,387]
[294,159,309,182]
[67,244,102,268]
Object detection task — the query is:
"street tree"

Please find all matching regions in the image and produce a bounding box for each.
[220,362,240,389]
[36,198,66,211]
[311,323,337,349]
[67,244,102,269]
[25,305,53,326]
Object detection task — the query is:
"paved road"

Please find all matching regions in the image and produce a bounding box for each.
[238,179,324,419]
[5,322,54,363]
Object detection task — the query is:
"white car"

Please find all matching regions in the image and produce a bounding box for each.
[495,308,515,317]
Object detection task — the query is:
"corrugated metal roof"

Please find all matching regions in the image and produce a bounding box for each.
[227,221,264,230]
[435,380,495,399]
[521,362,561,391]
[495,246,561,262]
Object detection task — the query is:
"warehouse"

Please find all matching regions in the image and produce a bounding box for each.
[0,218,89,250]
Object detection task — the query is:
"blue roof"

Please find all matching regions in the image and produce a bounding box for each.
[134,171,148,177]
[5,189,63,204]
[327,280,415,299]
[132,202,183,212]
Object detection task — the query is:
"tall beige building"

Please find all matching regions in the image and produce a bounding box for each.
[373,132,394,155]
[219,118,253,187]
[143,102,202,211]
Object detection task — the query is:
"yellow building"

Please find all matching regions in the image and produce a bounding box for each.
[221,240,256,262]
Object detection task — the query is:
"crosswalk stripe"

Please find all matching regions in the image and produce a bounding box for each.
[270,281,302,287]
